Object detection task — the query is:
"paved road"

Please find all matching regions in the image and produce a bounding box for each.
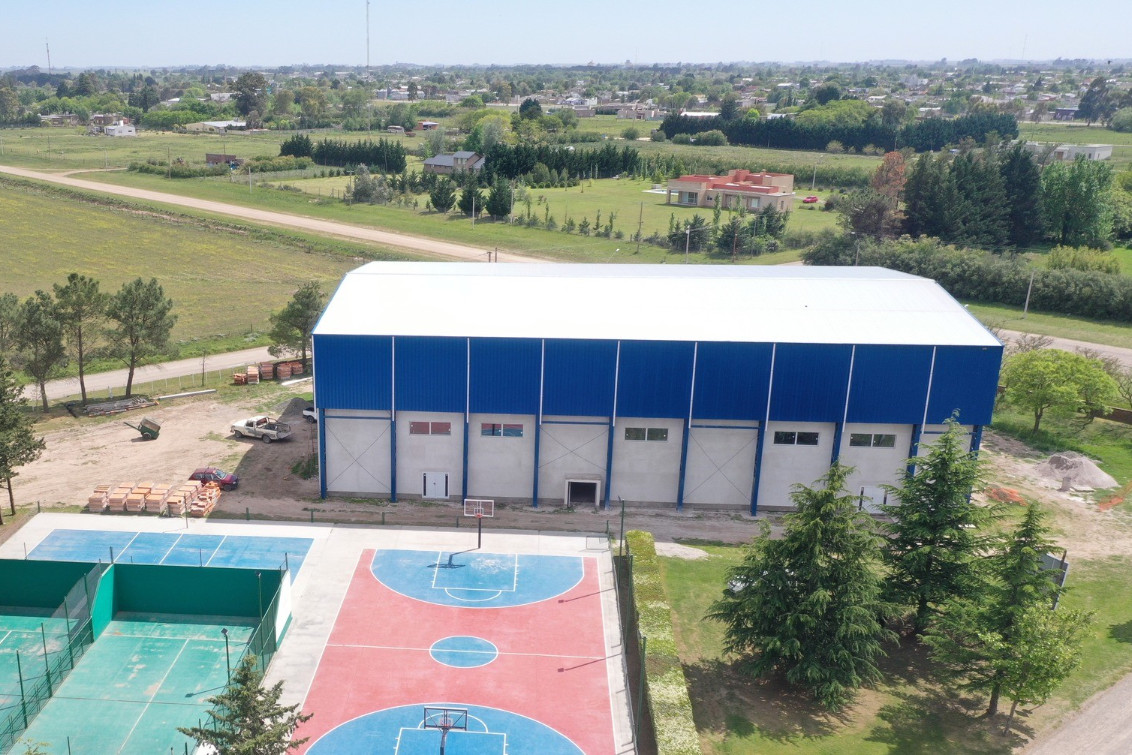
[26,346,276,403]
[0,164,539,263]
[999,329,1132,369]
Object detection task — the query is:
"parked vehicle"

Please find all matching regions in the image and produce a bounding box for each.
[302,404,318,424]
[189,467,239,491]
[122,417,161,440]
[802,195,820,204]
[231,415,292,443]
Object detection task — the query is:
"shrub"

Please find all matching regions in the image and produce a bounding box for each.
[624,531,700,755]
[1047,245,1122,274]
[694,129,728,146]
[651,130,667,142]
[1112,107,1132,133]
[621,126,641,141]
[671,133,693,145]
[826,140,845,154]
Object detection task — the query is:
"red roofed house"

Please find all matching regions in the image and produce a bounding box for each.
[666,169,796,213]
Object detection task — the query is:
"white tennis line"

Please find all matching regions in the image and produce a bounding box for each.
[156,532,185,565]
[116,637,192,751]
[202,535,229,567]
[326,642,605,662]
[112,532,141,563]
[122,533,179,565]
[0,632,13,647]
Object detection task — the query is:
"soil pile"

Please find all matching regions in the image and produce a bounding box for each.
[1034,452,1118,491]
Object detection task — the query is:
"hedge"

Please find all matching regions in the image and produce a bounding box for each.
[625,530,701,755]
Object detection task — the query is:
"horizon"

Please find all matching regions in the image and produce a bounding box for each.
[2,0,1128,71]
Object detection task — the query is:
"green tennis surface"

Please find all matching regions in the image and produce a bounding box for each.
[0,612,72,714]
[20,615,255,755]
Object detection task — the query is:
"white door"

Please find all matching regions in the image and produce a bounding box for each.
[424,472,449,499]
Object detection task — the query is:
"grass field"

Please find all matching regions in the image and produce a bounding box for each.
[0,178,407,360]
[1016,122,1132,168]
[966,302,1132,350]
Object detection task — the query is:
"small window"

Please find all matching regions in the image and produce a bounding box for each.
[409,422,430,435]
[872,434,896,448]
[646,428,668,442]
[797,432,820,446]
[849,433,872,447]
[430,422,451,436]
[625,427,647,441]
[773,431,796,445]
[502,424,524,437]
[481,423,501,436]
[482,423,523,437]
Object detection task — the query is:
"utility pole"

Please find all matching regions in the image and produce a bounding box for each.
[45,39,51,76]
[635,201,643,255]
[471,194,476,227]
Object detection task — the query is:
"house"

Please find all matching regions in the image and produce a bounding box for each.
[311,263,1002,512]
[422,151,483,176]
[39,113,81,127]
[1024,142,1113,161]
[418,121,440,131]
[1053,107,1079,121]
[103,121,136,137]
[89,113,128,127]
[183,120,246,133]
[666,169,796,213]
[209,92,236,103]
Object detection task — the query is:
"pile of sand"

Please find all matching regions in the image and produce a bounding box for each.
[1034,452,1118,491]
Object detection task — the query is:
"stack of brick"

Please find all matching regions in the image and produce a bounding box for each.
[106,483,134,512]
[259,362,274,380]
[233,372,248,385]
[86,485,110,513]
[190,483,221,517]
[146,485,170,511]
[246,364,260,384]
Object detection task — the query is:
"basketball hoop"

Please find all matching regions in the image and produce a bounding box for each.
[423,706,468,755]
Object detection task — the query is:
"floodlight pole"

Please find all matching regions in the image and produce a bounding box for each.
[221,628,230,681]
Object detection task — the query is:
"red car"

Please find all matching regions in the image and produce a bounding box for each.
[189,467,239,491]
[802,195,820,204]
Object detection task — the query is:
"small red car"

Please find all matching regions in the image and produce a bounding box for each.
[189,467,239,491]
[802,195,820,204]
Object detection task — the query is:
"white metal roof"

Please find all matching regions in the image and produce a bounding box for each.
[314,263,1001,347]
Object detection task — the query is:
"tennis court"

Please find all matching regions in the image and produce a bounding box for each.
[296,547,616,754]
[0,612,71,714]
[28,529,311,578]
[20,616,255,754]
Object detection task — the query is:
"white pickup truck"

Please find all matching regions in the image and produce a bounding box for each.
[231,415,292,443]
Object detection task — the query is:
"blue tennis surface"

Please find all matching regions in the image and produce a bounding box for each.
[371,550,583,608]
[307,703,582,755]
[28,530,312,580]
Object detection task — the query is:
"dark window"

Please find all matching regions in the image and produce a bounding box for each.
[502,424,524,437]
[797,432,820,446]
[849,433,872,447]
[626,427,668,441]
[773,431,796,445]
[646,428,669,442]
[430,422,452,436]
[409,422,430,435]
[872,434,896,448]
[625,427,647,441]
[482,423,523,437]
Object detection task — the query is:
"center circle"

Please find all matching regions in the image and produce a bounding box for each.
[429,636,499,668]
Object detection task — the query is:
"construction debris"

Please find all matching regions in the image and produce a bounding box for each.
[1034,452,1118,492]
[84,396,158,417]
[231,360,304,385]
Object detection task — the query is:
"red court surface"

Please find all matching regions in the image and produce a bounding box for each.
[295,549,616,754]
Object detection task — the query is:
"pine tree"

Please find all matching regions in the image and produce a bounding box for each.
[268,283,326,374]
[178,656,312,754]
[52,274,108,405]
[925,503,1080,717]
[429,177,457,214]
[707,463,893,710]
[998,144,1044,248]
[105,278,176,397]
[15,291,68,413]
[882,419,995,633]
[0,358,46,516]
[457,185,482,217]
[485,177,513,220]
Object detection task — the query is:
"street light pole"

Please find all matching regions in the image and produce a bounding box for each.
[221,628,231,682]
[685,228,691,264]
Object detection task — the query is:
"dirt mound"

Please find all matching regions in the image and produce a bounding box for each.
[1034,452,1118,491]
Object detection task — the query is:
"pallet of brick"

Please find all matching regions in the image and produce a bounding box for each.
[145,486,170,509]
[246,364,260,384]
[86,487,109,513]
[276,362,292,380]
[163,493,186,517]
[233,372,247,385]
[124,492,146,513]
[259,362,275,380]
[107,484,135,512]
[190,483,221,517]
[289,361,304,375]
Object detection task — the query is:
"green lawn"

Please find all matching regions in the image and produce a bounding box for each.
[965,302,1132,350]
[0,178,406,361]
[1016,122,1132,167]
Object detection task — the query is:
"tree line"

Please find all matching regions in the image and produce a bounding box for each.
[660,111,1018,153]
[0,275,176,410]
[709,421,1090,730]
[280,135,408,173]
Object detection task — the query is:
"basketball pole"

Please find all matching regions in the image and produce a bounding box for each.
[476,513,483,549]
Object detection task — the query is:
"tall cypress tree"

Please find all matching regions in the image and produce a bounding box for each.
[708,463,893,710]
[998,144,1044,248]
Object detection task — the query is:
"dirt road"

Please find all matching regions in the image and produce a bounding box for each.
[1026,673,1132,754]
[0,164,538,263]
[999,329,1132,369]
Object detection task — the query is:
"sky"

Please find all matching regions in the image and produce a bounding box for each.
[1,0,1128,70]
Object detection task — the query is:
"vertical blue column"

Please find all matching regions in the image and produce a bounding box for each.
[830,422,844,465]
[677,420,691,511]
[750,423,766,516]
[906,424,922,477]
[603,420,615,510]
[318,408,327,499]
[461,420,470,501]
[389,414,398,502]
[531,420,541,509]
[970,424,983,455]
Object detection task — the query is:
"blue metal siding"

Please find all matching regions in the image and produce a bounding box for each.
[313,335,392,410]
[927,345,1003,425]
[846,345,934,424]
[394,336,467,413]
[469,338,541,414]
[542,339,617,417]
[692,342,773,421]
[769,343,853,422]
[617,341,695,419]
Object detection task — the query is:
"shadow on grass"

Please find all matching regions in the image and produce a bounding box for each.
[1108,619,1132,643]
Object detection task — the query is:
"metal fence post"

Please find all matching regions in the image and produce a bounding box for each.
[16,653,28,728]
[635,634,647,744]
[41,623,53,695]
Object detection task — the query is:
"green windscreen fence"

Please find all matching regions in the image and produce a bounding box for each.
[0,561,106,752]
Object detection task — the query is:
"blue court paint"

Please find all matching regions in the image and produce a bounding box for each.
[371,550,583,609]
[429,637,498,668]
[28,530,312,581]
[307,703,582,755]
[159,534,225,567]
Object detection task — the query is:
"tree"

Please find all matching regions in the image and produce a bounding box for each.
[925,504,1087,717]
[882,419,993,633]
[0,293,18,358]
[457,184,483,217]
[836,189,901,240]
[485,177,513,220]
[1077,77,1115,125]
[429,177,457,213]
[178,655,312,755]
[951,151,1009,251]
[871,151,907,202]
[1001,349,1119,432]
[1041,156,1115,247]
[718,94,741,121]
[346,164,389,204]
[1112,107,1132,133]
[105,278,176,398]
[273,89,295,116]
[0,358,46,517]
[810,82,842,106]
[518,98,543,120]
[234,72,268,123]
[707,464,892,710]
[53,273,108,405]
[15,292,68,413]
[268,283,326,373]
[903,153,960,240]
[998,144,1044,248]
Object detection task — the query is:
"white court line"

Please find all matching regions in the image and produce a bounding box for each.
[116,637,191,751]
[157,532,185,565]
[202,535,229,567]
[326,642,605,662]
[111,532,141,563]
[429,552,519,594]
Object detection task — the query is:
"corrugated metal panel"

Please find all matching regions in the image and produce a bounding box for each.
[847,345,934,424]
[617,341,695,419]
[469,338,541,414]
[312,335,392,410]
[542,339,617,417]
[927,345,1003,425]
[394,336,466,413]
[770,343,853,422]
[693,342,773,421]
